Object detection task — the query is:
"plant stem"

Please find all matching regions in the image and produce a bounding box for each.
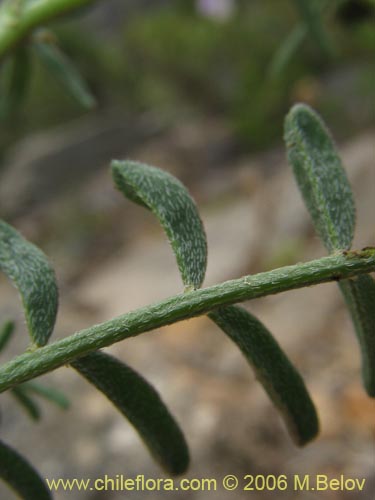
[0,249,374,393]
[0,0,99,61]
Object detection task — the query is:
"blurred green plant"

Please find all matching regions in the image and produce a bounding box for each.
[119,1,374,147]
[120,7,306,148]
[0,0,374,151]
[0,0,99,60]
[0,104,374,498]
[0,0,98,123]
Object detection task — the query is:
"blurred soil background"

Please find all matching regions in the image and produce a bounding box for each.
[0,1,374,499]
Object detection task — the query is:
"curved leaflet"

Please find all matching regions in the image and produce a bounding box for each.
[209,305,319,445]
[339,275,375,396]
[118,160,320,445]
[284,103,355,252]
[285,104,374,396]
[0,439,51,500]
[34,37,96,110]
[0,220,58,346]
[71,351,189,475]
[112,160,207,289]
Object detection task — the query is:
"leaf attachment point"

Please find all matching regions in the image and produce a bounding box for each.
[285,103,374,397]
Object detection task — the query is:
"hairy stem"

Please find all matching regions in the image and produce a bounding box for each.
[0,249,374,392]
[0,0,99,61]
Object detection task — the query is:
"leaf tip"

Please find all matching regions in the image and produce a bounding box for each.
[284,103,356,252]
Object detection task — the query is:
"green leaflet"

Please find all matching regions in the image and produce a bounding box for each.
[126,160,320,445]
[339,274,375,397]
[33,37,96,110]
[11,386,41,421]
[0,46,31,119]
[21,381,70,410]
[268,25,305,79]
[285,104,374,395]
[0,439,51,500]
[0,220,58,346]
[112,160,207,289]
[11,381,69,420]
[284,103,356,252]
[0,320,15,352]
[269,0,334,79]
[209,306,319,446]
[71,351,189,475]
[292,0,335,58]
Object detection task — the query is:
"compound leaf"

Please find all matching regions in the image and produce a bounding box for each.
[284,103,355,252]
[0,220,58,346]
[339,274,375,396]
[112,160,207,289]
[0,439,51,500]
[34,37,96,110]
[209,305,319,446]
[11,386,41,421]
[0,320,15,352]
[72,351,189,475]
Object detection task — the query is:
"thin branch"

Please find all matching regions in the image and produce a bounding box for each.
[0,0,99,61]
[0,248,374,393]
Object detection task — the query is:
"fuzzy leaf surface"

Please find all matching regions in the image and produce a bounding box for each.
[339,274,375,396]
[0,220,58,346]
[72,351,189,475]
[209,305,319,445]
[112,160,207,289]
[284,103,355,252]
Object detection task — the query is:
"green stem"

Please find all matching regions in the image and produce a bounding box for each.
[0,249,374,393]
[0,0,99,61]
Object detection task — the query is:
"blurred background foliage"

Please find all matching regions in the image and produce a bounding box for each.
[0,0,374,158]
